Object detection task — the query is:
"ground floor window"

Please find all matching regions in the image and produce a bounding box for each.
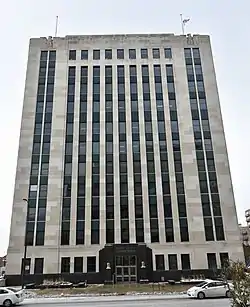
[74,257,83,273]
[168,254,178,270]
[61,257,70,273]
[34,258,44,274]
[181,254,191,270]
[155,254,165,270]
[207,253,217,269]
[87,256,96,272]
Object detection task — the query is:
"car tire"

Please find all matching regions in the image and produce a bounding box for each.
[197,292,205,299]
[226,290,231,298]
[3,299,12,307]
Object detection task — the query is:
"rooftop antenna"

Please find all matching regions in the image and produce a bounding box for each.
[180,14,190,35]
[55,16,59,37]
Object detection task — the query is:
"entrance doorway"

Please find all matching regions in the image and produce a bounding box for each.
[115,255,137,283]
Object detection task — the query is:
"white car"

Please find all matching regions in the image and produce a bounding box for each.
[187,279,232,299]
[0,287,24,306]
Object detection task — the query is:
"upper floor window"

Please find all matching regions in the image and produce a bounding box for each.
[105,49,112,60]
[69,50,76,60]
[141,48,148,59]
[129,49,136,59]
[164,48,172,59]
[81,50,88,60]
[152,48,160,59]
[93,49,100,60]
[117,49,124,59]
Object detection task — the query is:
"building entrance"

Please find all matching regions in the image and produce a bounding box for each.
[115,255,137,283]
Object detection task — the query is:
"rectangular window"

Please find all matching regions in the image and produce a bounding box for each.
[207,253,217,269]
[81,50,88,60]
[105,49,112,59]
[87,256,96,272]
[21,258,31,274]
[117,49,124,59]
[34,258,44,274]
[204,217,215,241]
[61,257,70,273]
[141,48,148,59]
[129,49,136,59]
[152,48,160,59]
[155,254,165,270]
[220,253,229,268]
[69,50,76,60]
[164,48,172,58]
[74,257,83,273]
[215,217,225,241]
[121,219,129,243]
[93,49,100,60]
[181,254,191,270]
[168,254,177,270]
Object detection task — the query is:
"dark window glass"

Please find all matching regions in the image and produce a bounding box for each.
[21,258,31,274]
[34,258,44,274]
[215,217,225,241]
[105,49,112,59]
[61,257,70,273]
[165,218,174,242]
[76,221,85,245]
[74,257,83,273]
[152,48,160,59]
[93,50,100,60]
[87,256,96,272]
[81,50,88,60]
[117,49,124,59]
[181,254,191,270]
[91,220,99,244]
[129,49,136,59]
[204,217,214,241]
[69,50,76,60]
[121,219,129,243]
[106,220,114,244]
[135,219,144,242]
[164,48,172,58]
[155,254,165,270]
[141,48,148,59]
[150,218,159,243]
[220,253,229,268]
[168,254,178,270]
[180,218,189,242]
[207,253,217,269]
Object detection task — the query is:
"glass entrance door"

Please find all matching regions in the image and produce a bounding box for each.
[115,255,137,283]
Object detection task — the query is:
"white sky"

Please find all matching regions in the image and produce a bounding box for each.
[0,0,249,255]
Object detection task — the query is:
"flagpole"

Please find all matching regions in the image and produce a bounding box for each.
[180,14,184,35]
[55,16,59,37]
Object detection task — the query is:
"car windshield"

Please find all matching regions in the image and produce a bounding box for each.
[7,288,18,292]
[196,281,207,288]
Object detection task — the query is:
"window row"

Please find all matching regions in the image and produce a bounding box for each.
[69,48,172,61]
[155,252,229,271]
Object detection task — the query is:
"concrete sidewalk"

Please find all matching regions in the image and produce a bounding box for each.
[24,294,187,304]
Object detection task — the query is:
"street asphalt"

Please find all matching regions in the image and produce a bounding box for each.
[23,296,231,307]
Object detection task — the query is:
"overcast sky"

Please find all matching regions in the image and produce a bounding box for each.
[0,0,249,256]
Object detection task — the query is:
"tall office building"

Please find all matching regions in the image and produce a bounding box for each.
[6,33,244,285]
